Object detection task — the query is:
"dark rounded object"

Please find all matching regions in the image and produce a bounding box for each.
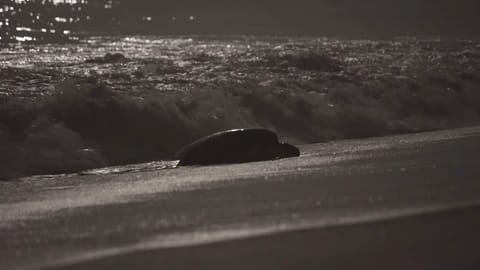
[176,129,300,166]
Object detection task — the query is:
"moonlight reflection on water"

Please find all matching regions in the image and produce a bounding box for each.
[0,35,479,178]
[1,0,120,43]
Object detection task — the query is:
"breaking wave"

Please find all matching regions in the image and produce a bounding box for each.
[1,36,480,179]
[2,73,480,179]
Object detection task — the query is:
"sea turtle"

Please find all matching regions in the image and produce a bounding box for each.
[176,128,300,166]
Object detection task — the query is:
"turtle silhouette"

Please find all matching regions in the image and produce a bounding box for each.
[176,129,300,166]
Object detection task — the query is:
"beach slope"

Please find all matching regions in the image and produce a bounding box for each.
[50,205,480,270]
[1,126,480,270]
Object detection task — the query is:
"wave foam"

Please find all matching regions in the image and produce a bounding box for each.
[1,37,480,179]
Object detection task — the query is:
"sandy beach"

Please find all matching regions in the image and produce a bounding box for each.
[1,126,480,270]
[48,205,480,270]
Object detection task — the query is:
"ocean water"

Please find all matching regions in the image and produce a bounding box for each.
[1,35,480,179]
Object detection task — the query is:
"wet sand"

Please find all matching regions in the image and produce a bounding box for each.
[48,205,480,270]
[1,126,480,270]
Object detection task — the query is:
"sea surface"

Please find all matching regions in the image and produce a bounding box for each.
[1,36,480,270]
[1,36,480,178]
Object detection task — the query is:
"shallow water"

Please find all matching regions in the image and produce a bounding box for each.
[1,36,480,178]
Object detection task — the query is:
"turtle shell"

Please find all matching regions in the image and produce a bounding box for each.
[176,129,299,166]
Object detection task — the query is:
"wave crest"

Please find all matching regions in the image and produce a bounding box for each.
[2,68,480,180]
[1,37,480,179]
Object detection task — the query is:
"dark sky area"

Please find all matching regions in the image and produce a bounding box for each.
[114,0,480,37]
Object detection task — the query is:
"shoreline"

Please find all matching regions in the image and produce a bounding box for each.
[7,124,480,182]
